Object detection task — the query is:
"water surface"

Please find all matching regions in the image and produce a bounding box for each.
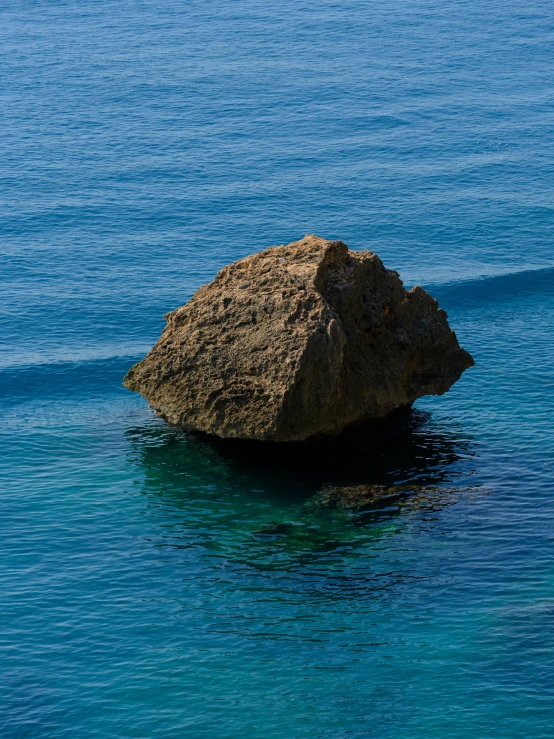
[2,0,554,736]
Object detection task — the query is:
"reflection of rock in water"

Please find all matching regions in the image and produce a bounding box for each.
[201,408,475,491]
[124,411,480,578]
[126,408,476,500]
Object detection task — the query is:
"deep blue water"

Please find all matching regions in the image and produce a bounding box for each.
[2,1,554,736]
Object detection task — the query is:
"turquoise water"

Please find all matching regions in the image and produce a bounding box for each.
[2,0,554,736]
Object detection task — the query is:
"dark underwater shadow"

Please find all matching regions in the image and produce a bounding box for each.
[124,410,480,583]
[201,408,474,491]
[126,407,476,505]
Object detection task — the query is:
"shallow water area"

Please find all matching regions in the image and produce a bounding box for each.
[2,0,554,736]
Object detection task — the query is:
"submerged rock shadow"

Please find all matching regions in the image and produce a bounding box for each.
[124,410,483,590]
[195,408,476,491]
[127,407,477,522]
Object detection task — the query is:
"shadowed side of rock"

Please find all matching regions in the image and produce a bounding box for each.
[124,235,474,441]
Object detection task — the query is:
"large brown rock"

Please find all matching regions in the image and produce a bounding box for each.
[124,235,473,441]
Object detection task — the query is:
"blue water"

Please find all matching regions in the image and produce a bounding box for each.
[2,0,554,736]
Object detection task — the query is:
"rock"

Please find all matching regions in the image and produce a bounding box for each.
[313,483,482,513]
[316,484,407,511]
[124,235,473,441]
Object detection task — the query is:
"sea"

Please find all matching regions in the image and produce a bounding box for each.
[2,1,554,736]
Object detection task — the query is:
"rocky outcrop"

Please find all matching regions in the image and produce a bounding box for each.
[124,235,473,441]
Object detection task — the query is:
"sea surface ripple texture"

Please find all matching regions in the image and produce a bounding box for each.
[2,1,554,737]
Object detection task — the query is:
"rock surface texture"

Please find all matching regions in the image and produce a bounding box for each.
[313,484,482,513]
[124,235,474,441]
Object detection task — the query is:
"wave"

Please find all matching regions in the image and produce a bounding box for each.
[0,344,152,372]
[3,262,553,399]
[0,354,142,402]
[427,263,554,308]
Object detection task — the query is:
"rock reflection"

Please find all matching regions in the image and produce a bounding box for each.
[125,409,479,575]
[187,408,475,490]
